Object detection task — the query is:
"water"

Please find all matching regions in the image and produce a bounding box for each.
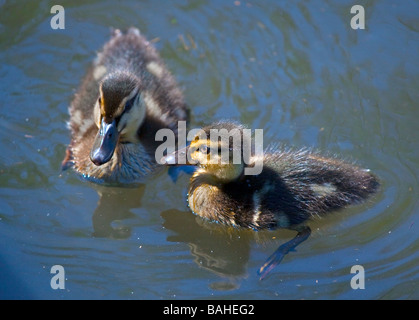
[1,0,418,299]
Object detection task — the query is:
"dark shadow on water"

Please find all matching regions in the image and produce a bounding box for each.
[91,185,145,239]
[161,209,254,280]
[161,209,315,284]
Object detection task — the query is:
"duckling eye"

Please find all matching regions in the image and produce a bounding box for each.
[124,94,137,112]
[98,97,102,106]
[200,145,210,154]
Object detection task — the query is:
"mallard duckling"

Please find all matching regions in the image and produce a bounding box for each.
[161,120,379,279]
[62,28,187,184]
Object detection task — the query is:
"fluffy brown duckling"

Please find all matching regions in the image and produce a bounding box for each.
[63,28,187,184]
[161,120,379,279]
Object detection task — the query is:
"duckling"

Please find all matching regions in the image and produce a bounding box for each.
[62,28,187,184]
[161,120,379,279]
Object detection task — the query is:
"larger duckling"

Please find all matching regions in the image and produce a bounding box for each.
[162,121,379,279]
[63,28,187,184]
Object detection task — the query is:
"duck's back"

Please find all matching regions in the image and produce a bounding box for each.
[255,148,379,226]
[189,148,379,230]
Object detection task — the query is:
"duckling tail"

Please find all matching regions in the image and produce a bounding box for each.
[338,168,380,205]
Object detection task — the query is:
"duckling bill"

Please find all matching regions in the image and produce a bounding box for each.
[162,121,379,280]
[63,28,187,184]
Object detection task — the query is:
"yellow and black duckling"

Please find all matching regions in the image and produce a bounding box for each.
[162,120,379,279]
[63,28,187,184]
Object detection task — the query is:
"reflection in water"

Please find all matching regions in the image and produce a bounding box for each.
[162,209,251,280]
[162,208,313,285]
[91,185,145,239]
[162,208,298,285]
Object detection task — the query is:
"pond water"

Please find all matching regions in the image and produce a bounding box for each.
[0,0,418,299]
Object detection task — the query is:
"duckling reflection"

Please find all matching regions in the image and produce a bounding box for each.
[161,209,251,279]
[92,185,145,239]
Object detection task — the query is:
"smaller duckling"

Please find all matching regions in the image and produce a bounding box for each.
[63,28,187,184]
[161,121,379,279]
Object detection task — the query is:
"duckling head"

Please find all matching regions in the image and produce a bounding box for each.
[163,121,247,183]
[90,71,146,166]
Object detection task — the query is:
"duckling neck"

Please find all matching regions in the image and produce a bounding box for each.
[191,166,245,187]
[190,169,223,188]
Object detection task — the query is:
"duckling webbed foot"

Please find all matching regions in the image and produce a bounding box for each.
[258,226,311,280]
